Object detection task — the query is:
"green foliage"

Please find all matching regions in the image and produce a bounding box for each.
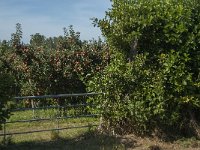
[0,24,109,108]
[88,50,198,134]
[94,0,200,58]
[0,64,14,129]
[90,0,200,135]
[0,41,15,129]
[11,23,22,47]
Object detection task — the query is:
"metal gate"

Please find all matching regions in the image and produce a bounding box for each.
[0,92,102,140]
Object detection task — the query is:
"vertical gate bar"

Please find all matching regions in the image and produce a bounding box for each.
[31,99,35,118]
[3,123,6,145]
[56,102,60,134]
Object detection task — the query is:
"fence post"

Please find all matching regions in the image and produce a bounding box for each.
[3,123,6,145]
[56,103,60,134]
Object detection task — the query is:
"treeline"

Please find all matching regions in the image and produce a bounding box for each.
[0,24,110,123]
[0,24,109,97]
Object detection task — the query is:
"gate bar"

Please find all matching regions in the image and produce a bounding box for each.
[0,124,98,136]
[15,92,103,100]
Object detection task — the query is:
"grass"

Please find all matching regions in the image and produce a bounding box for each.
[0,106,124,149]
[0,105,102,146]
[0,130,126,150]
[1,107,200,149]
[0,106,99,140]
[2,129,200,150]
[0,106,126,150]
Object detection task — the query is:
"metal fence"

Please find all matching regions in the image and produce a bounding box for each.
[0,92,102,140]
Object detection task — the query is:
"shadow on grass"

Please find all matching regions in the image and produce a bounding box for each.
[0,131,137,150]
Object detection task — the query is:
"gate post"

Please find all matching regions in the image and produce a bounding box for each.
[3,123,6,145]
[31,99,35,118]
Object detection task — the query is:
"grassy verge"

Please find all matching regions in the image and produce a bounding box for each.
[0,130,126,150]
[1,109,200,149]
[0,108,99,142]
[0,107,106,149]
[1,129,200,150]
[0,108,124,150]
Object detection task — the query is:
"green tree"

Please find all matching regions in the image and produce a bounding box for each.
[30,33,46,47]
[95,0,199,61]
[4,25,108,108]
[90,0,200,135]
[11,23,22,47]
[0,45,14,129]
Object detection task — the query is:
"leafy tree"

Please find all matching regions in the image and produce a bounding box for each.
[90,0,200,135]
[3,25,108,108]
[11,23,22,47]
[0,73,14,129]
[30,33,46,47]
[0,45,14,129]
[94,0,199,60]
[0,23,109,126]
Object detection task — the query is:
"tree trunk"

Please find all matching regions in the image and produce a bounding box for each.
[129,39,138,62]
[188,109,200,138]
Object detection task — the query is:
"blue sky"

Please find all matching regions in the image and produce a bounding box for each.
[0,0,111,43]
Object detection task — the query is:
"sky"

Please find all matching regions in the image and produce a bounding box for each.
[0,0,111,43]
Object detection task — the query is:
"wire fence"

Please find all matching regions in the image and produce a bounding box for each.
[0,92,103,141]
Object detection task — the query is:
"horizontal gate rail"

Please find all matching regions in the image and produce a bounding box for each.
[12,104,96,112]
[0,92,103,139]
[0,124,98,136]
[6,114,99,124]
[14,92,103,100]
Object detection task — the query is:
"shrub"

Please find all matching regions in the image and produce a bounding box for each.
[90,0,200,135]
